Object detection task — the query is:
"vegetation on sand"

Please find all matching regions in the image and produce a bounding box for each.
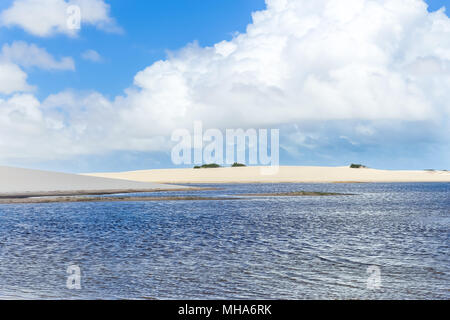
[194,163,221,169]
[231,162,246,167]
[350,164,367,169]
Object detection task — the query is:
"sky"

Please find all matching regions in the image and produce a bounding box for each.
[0,0,449,173]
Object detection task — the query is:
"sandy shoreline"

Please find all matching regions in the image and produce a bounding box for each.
[0,166,191,198]
[1,165,448,201]
[0,187,212,199]
[0,195,238,204]
[85,166,450,184]
[0,191,353,204]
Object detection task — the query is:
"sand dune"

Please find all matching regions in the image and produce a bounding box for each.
[85,166,450,184]
[0,166,187,197]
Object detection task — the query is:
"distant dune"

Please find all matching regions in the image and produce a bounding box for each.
[0,166,187,198]
[85,166,450,184]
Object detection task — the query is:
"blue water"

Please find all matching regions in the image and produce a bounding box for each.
[0,183,448,299]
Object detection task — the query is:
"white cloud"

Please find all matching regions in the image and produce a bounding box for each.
[1,41,75,70]
[0,0,122,37]
[111,0,450,135]
[0,41,74,96]
[0,62,33,94]
[0,93,83,160]
[81,49,102,62]
[0,0,449,164]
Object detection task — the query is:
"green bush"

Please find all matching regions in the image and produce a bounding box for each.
[231,162,246,167]
[193,163,221,169]
[350,164,366,169]
[202,163,221,168]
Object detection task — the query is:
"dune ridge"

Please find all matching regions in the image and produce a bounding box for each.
[0,166,188,198]
[85,166,450,184]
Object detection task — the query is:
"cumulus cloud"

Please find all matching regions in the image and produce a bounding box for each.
[1,0,449,165]
[108,0,450,144]
[0,41,74,96]
[81,49,102,62]
[0,62,33,94]
[1,41,75,70]
[0,0,122,37]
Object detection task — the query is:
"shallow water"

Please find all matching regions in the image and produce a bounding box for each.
[0,183,448,299]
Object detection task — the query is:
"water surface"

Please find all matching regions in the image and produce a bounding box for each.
[0,183,448,299]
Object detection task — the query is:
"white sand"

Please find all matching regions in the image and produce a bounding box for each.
[85,166,450,184]
[0,166,187,197]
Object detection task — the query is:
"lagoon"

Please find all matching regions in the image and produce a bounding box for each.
[0,183,448,299]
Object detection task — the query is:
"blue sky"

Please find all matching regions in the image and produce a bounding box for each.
[0,0,267,100]
[3,0,445,100]
[0,0,449,172]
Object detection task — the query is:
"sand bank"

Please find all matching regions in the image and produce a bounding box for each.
[0,196,238,204]
[0,191,354,204]
[0,166,189,198]
[85,166,450,184]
